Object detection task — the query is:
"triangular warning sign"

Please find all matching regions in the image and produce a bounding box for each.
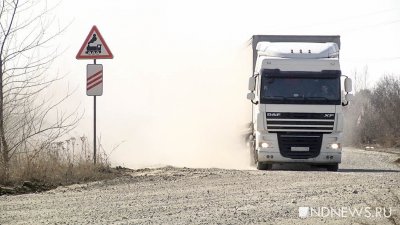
[76,25,114,59]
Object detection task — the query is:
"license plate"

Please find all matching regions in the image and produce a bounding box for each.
[291,147,310,151]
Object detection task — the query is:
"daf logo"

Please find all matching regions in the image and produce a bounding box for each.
[324,114,335,118]
[267,113,281,117]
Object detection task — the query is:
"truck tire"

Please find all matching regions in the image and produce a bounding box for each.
[257,162,272,170]
[326,164,339,171]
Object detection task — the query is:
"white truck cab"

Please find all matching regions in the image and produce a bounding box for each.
[247,35,353,171]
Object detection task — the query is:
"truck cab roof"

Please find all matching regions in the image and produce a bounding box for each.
[257,42,339,59]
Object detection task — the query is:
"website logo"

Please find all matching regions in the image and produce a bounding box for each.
[298,207,310,218]
[298,206,393,218]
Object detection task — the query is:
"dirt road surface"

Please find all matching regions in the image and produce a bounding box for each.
[1,147,399,225]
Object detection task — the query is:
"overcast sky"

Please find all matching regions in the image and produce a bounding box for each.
[43,0,400,168]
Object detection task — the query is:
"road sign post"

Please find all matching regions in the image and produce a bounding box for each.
[94,60,97,164]
[76,26,113,165]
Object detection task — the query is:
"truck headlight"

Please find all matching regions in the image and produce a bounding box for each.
[330,143,340,149]
[260,142,269,148]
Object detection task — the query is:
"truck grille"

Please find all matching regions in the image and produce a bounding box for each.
[266,112,335,133]
[278,133,322,159]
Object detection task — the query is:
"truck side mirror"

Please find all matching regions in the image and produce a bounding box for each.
[344,77,352,93]
[247,92,255,100]
[248,77,256,91]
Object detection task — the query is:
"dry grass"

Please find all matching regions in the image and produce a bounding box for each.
[9,158,113,185]
[0,136,123,190]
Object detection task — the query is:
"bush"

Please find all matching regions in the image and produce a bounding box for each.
[345,75,400,147]
[0,136,114,186]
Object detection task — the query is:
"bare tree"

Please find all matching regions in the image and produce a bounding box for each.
[352,65,369,93]
[0,0,79,182]
[369,75,400,146]
[343,66,373,146]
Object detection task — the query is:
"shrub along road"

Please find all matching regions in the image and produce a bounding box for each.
[0,147,399,225]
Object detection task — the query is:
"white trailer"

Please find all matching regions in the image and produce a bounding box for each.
[247,35,353,171]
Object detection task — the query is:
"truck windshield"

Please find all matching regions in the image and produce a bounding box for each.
[260,74,341,105]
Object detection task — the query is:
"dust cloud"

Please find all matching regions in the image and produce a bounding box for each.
[107,39,254,170]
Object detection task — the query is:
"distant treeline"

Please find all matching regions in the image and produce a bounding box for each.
[344,75,400,148]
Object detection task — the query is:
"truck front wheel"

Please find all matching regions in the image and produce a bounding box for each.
[257,162,273,170]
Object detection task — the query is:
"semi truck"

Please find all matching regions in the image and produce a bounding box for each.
[246,35,353,171]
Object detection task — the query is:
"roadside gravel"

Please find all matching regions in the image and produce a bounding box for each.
[1,147,399,225]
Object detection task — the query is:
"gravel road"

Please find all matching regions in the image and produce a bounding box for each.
[1,147,399,225]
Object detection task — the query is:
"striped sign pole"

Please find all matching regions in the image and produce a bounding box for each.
[87,70,103,91]
[87,64,103,96]
[87,62,103,164]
